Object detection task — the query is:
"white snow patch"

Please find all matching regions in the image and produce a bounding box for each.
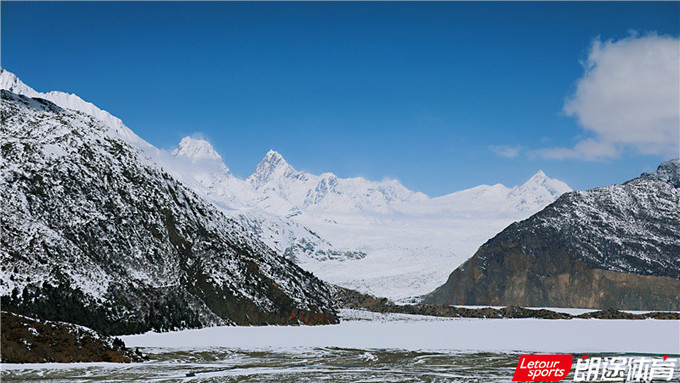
[120,311,680,354]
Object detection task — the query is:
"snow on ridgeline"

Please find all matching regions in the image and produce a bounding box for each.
[0,88,339,332]
[163,141,572,301]
[0,68,152,150]
[0,69,346,266]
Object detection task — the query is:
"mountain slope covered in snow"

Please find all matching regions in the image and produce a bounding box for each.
[0,89,338,335]
[163,137,367,264]
[290,169,571,301]
[159,134,572,300]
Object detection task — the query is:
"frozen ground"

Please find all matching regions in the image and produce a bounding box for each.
[3,310,678,382]
[118,309,680,354]
[0,349,528,382]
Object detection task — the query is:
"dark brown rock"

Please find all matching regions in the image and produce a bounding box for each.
[332,286,678,320]
[0,311,146,363]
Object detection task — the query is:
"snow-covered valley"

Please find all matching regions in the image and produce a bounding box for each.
[158,138,572,300]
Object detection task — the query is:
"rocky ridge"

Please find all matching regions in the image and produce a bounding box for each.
[424,160,680,310]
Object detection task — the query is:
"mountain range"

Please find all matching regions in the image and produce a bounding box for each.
[0,68,571,304]
[165,136,571,300]
[2,66,677,321]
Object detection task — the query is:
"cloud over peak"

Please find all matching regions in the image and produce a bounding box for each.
[540,33,679,161]
[490,145,522,158]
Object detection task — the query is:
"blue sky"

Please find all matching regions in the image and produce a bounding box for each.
[2,2,678,196]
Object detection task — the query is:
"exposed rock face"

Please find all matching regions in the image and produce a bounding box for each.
[331,287,680,320]
[424,160,680,311]
[0,311,146,363]
[0,90,337,335]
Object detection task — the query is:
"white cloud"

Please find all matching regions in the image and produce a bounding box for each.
[535,139,619,161]
[539,33,680,160]
[490,145,522,158]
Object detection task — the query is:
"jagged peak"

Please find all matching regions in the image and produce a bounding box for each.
[259,150,290,170]
[247,150,299,188]
[0,68,40,98]
[172,136,223,161]
[514,170,572,200]
[522,170,550,185]
[522,170,563,186]
[257,150,294,172]
[656,158,679,175]
[265,149,283,160]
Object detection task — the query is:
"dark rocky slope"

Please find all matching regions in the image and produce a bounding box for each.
[0,311,146,363]
[333,287,680,320]
[0,91,337,335]
[424,160,680,311]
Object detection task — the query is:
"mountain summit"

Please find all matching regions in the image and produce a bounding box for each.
[508,170,572,211]
[0,68,148,149]
[0,68,35,95]
[172,137,223,162]
[247,150,301,189]
[519,170,570,193]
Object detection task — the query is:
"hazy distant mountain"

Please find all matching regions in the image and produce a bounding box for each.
[0,76,337,334]
[424,159,680,310]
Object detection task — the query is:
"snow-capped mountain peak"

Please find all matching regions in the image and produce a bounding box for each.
[508,170,572,211]
[247,150,302,189]
[172,137,223,162]
[531,169,547,179]
[0,68,150,150]
[0,68,37,96]
[517,170,571,196]
[2,68,577,303]
[260,150,290,170]
[642,158,680,187]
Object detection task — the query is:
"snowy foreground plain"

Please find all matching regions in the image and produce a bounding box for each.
[3,310,679,382]
[120,309,680,354]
